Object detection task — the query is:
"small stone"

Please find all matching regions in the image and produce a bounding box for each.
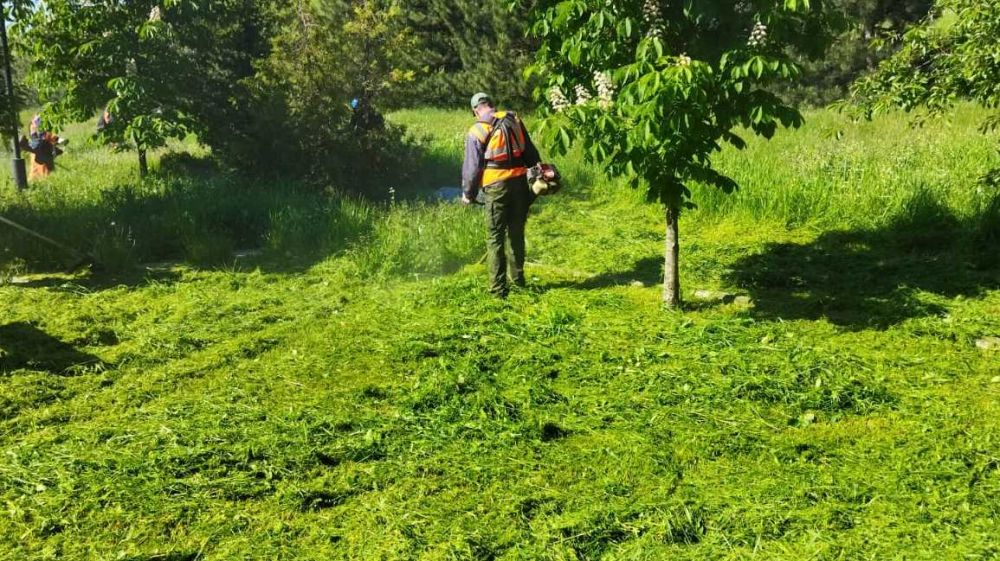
[732,296,753,307]
[975,337,1000,351]
[693,290,732,301]
[630,280,645,288]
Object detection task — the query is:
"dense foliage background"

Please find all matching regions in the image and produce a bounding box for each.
[0,0,950,190]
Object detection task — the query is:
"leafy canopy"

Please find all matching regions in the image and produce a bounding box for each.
[780,0,932,105]
[849,0,1000,131]
[529,0,838,208]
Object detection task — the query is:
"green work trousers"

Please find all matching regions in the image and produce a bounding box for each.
[482,175,532,296]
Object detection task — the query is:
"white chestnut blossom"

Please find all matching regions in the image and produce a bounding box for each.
[149,6,162,22]
[748,21,768,47]
[548,87,571,113]
[678,54,692,67]
[594,71,614,109]
[574,84,593,105]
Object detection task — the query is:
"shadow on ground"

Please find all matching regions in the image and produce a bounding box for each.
[725,195,1000,330]
[0,322,107,374]
[8,267,182,292]
[542,191,999,329]
[543,257,662,291]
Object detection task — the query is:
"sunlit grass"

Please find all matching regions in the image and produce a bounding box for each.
[1,105,998,560]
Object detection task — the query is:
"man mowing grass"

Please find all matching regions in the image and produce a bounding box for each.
[462,92,542,298]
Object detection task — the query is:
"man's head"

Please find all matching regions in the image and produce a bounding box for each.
[470,92,493,117]
[30,115,43,137]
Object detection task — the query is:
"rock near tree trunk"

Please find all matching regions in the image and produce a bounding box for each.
[975,337,1000,351]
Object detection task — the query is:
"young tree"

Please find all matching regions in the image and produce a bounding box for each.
[528,0,838,308]
[849,0,1000,131]
[16,0,246,177]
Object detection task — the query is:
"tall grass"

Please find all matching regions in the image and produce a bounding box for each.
[691,105,1000,230]
[2,104,997,277]
[391,103,1000,244]
[348,200,483,278]
[0,114,482,274]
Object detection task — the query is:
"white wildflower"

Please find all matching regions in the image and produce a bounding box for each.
[594,71,615,109]
[547,87,570,113]
[748,21,768,47]
[574,84,592,105]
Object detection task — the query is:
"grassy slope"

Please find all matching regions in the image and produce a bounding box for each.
[1,107,999,561]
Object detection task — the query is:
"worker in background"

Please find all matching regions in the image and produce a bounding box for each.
[461,92,541,298]
[96,106,113,133]
[349,96,385,133]
[19,115,66,179]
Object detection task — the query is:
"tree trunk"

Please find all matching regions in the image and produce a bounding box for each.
[862,19,876,69]
[662,204,681,309]
[138,148,148,178]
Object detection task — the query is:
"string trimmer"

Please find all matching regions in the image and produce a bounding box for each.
[0,215,99,272]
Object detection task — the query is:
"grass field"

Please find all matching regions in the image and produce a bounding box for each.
[1,105,999,560]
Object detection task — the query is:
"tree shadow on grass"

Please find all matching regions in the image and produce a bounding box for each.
[9,267,182,292]
[724,193,1000,331]
[0,322,107,375]
[543,256,663,291]
[540,189,1000,326]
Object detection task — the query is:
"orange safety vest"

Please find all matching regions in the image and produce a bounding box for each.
[468,111,529,186]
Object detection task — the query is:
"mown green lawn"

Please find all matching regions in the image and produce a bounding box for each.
[1,106,998,560]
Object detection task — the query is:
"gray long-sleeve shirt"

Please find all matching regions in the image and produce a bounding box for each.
[461,110,541,198]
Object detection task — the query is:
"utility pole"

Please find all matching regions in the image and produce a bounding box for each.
[0,0,27,190]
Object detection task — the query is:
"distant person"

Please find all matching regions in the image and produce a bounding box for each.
[19,115,66,179]
[461,92,541,297]
[96,107,114,133]
[349,96,384,133]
